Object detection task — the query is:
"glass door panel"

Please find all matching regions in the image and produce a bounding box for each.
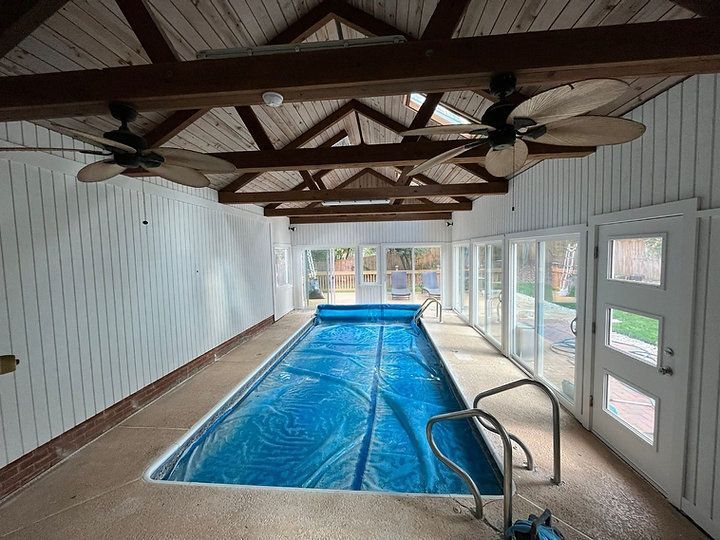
[305,249,330,308]
[415,247,441,302]
[488,243,503,344]
[476,245,488,331]
[386,248,413,303]
[331,248,355,304]
[512,241,536,367]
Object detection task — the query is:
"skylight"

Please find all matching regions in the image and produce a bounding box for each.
[405,93,474,126]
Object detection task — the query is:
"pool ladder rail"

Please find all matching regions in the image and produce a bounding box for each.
[426,378,562,534]
[413,298,443,325]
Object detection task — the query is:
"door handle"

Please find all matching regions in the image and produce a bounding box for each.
[658,366,673,376]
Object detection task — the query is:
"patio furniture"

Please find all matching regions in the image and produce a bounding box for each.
[391,271,411,298]
[421,271,441,297]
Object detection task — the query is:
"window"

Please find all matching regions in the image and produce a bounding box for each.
[510,236,580,403]
[361,247,378,284]
[274,247,290,287]
[474,242,503,346]
[604,373,656,444]
[454,245,470,319]
[609,235,664,286]
[385,246,442,303]
[405,93,475,127]
[607,308,660,366]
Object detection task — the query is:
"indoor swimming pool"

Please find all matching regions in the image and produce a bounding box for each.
[149,304,503,496]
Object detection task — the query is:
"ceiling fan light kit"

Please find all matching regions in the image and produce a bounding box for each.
[400,74,644,178]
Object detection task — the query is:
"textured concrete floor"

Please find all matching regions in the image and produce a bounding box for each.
[0,311,707,539]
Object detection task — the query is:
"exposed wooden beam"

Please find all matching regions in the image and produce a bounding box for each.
[290,213,452,224]
[326,0,411,40]
[220,181,507,204]
[3,18,719,121]
[116,0,176,63]
[235,105,274,151]
[143,108,206,147]
[202,141,594,173]
[0,1,70,59]
[419,0,471,40]
[220,105,355,193]
[269,0,336,44]
[266,202,470,217]
[668,1,720,16]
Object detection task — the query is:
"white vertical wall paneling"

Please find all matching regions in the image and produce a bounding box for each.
[451,74,720,537]
[290,220,451,247]
[0,124,275,468]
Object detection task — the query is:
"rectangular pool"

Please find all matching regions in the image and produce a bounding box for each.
[148,304,503,496]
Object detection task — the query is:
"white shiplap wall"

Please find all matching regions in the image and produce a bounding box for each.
[0,123,274,468]
[452,74,720,536]
[291,220,451,246]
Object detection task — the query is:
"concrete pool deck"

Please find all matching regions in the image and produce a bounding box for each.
[0,310,707,539]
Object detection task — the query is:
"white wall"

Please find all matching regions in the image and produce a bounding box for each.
[269,217,294,319]
[0,122,274,468]
[451,74,720,536]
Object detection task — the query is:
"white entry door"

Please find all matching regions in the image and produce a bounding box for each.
[592,215,694,502]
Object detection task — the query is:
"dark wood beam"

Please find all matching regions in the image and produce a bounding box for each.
[269,1,336,44]
[143,108,206,147]
[290,212,452,224]
[116,0,176,63]
[235,106,274,150]
[669,1,720,16]
[220,104,355,193]
[419,0,471,40]
[3,18,719,121]
[220,181,507,204]
[202,141,594,173]
[0,1,70,59]
[326,0,411,40]
[266,202,470,217]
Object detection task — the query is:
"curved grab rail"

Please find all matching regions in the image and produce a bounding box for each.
[426,408,513,532]
[476,417,534,471]
[473,379,561,485]
[413,297,443,325]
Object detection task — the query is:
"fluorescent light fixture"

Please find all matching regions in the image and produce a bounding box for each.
[321,199,391,207]
[197,36,407,60]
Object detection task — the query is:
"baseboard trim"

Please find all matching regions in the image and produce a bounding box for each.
[0,315,273,501]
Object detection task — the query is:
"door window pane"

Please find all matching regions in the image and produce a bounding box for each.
[332,248,355,305]
[489,243,503,345]
[274,247,290,287]
[361,247,377,284]
[539,239,578,402]
[512,241,536,366]
[609,236,663,286]
[605,374,656,444]
[415,247,441,301]
[305,250,329,307]
[476,245,487,331]
[455,246,470,318]
[607,308,660,366]
[386,248,413,303]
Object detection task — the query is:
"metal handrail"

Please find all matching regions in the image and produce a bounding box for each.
[476,417,534,471]
[413,297,442,325]
[426,408,513,532]
[473,379,562,485]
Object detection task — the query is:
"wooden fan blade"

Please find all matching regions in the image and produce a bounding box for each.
[407,143,478,176]
[150,148,236,173]
[508,79,630,127]
[0,147,109,155]
[485,140,528,177]
[77,160,126,182]
[149,163,210,188]
[401,123,492,136]
[530,116,646,146]
[52,125,136,154]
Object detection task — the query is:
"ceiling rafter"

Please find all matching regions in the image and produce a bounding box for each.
[0,0,70,59]
[290,213,452,225]
[3,18,718,120]
[668,1,720,16]
[199,140,592,173]
[219,181,507,205]
[265,202,470,217]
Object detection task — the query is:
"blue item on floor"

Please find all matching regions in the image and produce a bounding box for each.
[505,509,565,539]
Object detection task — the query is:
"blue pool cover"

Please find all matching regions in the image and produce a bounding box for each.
[162,304,503,495]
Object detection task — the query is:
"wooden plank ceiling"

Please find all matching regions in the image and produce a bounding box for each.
[0,0,701,220]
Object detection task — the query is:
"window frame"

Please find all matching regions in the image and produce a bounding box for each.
[273,245,291,288]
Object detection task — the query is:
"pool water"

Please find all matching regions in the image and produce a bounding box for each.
[159,305,503,495]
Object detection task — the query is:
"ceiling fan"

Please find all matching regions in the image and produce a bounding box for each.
[0,102,236,187]
[402,73,646,178]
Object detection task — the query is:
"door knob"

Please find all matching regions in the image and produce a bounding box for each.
[658,366,674,376]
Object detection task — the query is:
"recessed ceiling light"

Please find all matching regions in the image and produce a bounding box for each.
[262,91,284,107]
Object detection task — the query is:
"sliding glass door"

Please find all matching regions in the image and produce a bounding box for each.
[453,245,470,319]
[303,248,355,307]
[385,246,442,304]
[474,242,503,347]
[509,235,580,403]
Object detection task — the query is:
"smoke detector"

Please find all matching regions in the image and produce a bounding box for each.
[262,91,284,108]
